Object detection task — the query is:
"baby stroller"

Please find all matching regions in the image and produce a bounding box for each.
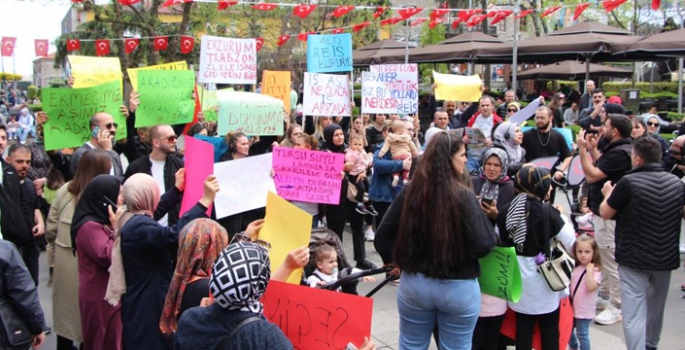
[551,153,594,236]
[303,228,394,297]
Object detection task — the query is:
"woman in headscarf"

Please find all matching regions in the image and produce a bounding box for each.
[492,122,526,177]
[112,173,220,350]
[642,114,679,174]
[71,174,124,350]
[505,101,521,120]
[497,165,575,350]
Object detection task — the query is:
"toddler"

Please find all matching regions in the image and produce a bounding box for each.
[306,243,375,292]
[378,120,419,187]
[345,134,377,216]
[7,115,19,140]
[569,235,602,350]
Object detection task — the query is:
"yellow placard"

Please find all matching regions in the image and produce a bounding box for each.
[260,192,312,284]
[432,71,483,102]
[262,70,291,112]
[68,56,122,88]
[127,61,189,89]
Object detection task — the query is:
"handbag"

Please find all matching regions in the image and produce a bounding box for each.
[346,177,359,203]
[537,203,575,292]
[0,297,33,350]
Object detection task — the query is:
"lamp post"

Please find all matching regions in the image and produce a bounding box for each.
[402,4,417,64]
[512,5,521,93]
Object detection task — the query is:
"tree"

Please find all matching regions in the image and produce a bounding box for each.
[0,73,23,82]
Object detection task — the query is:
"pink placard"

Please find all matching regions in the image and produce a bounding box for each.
[272,146,344,205]
[180,137,214,217]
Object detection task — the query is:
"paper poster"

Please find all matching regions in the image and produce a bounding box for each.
[216,91,284,136]
[180,137,214,217]
[362,64,418,114]
[194,135,228,162]
[432,71,483,102]
[127,61,188,91]
[199,35,257,84]
[135,70,196,128]
[303,72,351,117]
[68,55,122,88]
[260,192,312,284]
[500,298,573,350]
[272,147,344,205]
[42,81,126,151]
[262,70,291,112]
[198,86,219,122]
[508,98,542,124]
[263,281,373,350]
[213,154,276,218]
[307,33,353,73]
[528,156,560,170]
[478,247,522,303]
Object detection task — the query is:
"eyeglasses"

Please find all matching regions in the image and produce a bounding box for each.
[460,102,469,105]
[103,122,118,129]
[647,122,659,127]
[231,232,272,250]
[508,109,518,112]
[159,135,177,142]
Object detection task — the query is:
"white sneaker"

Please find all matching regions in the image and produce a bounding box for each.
[594,304,622,325]
[364,228,375,242]
[596,297,609,311]
[391,175,400,187]
[679,244,685,254]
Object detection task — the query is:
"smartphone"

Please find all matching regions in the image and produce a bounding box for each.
[97,195,118,213]
[481,197,494,205]
[92,126,101,138]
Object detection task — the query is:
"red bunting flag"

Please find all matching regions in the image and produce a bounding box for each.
[277,35,290,47]
[380,17,403,26]
[451,17,463,29]
[540,6,561,18]
[95,39,110,56]
[487,11,498,18]
[430,9,450,19]
[66,39,80,52]
[293,4,317,18]
[410,18,428,26]
[516,9,535,19]
[179,36,194,54]
[490,10,512,25]
[373,7,388,19]
[124,38,139,54]
[161,0,190,7]
[467,14,487,27]
[255,38,264,52]
[297,32,315,42]
[217,0,238,10]
[331,28,345,34]
[458,9,482,22]
[34,39,49,57]
[252,3,277,11]
[353,21,371,32]
[119,0,142,5]
[71,0,83,2]
[332,5,355,18]
[652,0,660,10]
[573,3,592,20]
[153,36,168,51]
[429,17,446,29]
[398,7,423,20]
[603,0,628,12]
[1,37,16,57]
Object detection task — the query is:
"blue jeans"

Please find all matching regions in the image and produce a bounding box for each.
[18,127,31,143]
[397,272,481,350]
[569,318,592,350]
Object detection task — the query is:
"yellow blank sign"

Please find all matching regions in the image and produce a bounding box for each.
[432,71,483,102]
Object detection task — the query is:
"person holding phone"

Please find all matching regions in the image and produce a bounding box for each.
[69,112,124,177]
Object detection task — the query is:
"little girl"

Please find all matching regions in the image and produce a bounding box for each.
[7,115,19,140]
[378,120,419,187]
[306,243,375,291]
[569,234,602,350]
[345,134,377,216]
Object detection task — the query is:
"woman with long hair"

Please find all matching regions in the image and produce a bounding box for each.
[279,124,304,148]
[349,115,368,148]
[376,132,497,349]
[548,92,566,128]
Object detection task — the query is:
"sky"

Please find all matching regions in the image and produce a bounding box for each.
[0,0,71,77]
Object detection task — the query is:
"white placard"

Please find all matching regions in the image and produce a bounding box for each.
[199,35,257,84]
[214,154,276,218]
[303,72,351,117]
[362,64,418,114]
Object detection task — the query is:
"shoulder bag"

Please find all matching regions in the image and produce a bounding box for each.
[537,203,575,292]
[0,297,33,350]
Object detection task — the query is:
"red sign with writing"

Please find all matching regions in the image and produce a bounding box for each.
[500,298,573,349]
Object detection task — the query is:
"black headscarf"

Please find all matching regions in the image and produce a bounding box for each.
[70,175,122,253]
[320,124,345,153]
[603,103,626,115]
[514,165,552,201]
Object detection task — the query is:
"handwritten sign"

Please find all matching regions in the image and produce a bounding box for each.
[127,61,188,91]
[528,156,560,170]
[262,70,291,112]
[263,281,373,350]
[42,81,126,151]
[194,135,228,162]
[509,98,541,124]
[362,64,418,115]
[307,33,353,73]
[214,154,276,219]
[199,35,257,84]
[217,91,284,136]
[272,147,344,205]
[303,72,351,117]
[135,70,196,128]
[500,298,573,350]
[198,86,219,122]
[68,55,122,88]
[478,247,522,302]
[432,71,483,102]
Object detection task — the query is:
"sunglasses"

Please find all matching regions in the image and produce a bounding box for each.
[104,122,118,129]
[647,122,659,127]
[508,109,518,112]
[231,232,272,250]
[163,135,177,142]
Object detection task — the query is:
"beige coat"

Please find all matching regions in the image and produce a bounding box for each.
[46,184,83,342]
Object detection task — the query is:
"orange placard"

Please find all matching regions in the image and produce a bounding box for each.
[500,298,574,350]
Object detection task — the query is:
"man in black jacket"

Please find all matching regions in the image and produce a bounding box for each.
[600,137,685,350]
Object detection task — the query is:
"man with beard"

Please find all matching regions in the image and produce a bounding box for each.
[521,106,572,181]
[578,114,633,326]
[579,88,607,132]
[70,112,124,176]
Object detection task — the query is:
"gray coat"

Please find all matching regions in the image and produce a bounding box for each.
[70,143,123,177]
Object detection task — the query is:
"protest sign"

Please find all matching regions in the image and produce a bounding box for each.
[42,81,126,151]
[478,247,522,302]
[214,154,276,218]
[68,55,122,88]
[262,70,291,112]
[180,137,214,217]
[303,72,351,117]
[508,97,542,125]
[307,33,353,73]
[260,192,312,284]
[263,281,373,350]
[432,71,483,102]
[362,64,418,114]
[199,35,257,84]
[216,91,284,136]
[198,86,219,122]
[127,61,188,91]
[500,298,573,350]
[135,70,196,128]
[272,147,344,205]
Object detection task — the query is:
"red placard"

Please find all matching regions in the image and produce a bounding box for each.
[500,298,574,350]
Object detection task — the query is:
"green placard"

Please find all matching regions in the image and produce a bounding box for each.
[135,70,196,128]
[478,246,522,303]
[217,91,284,136]
[199,86,218,122]
[42,80,126,151]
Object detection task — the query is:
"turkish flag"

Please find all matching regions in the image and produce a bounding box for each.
[373,7,388,19]
[487,10,498,18]
[1,37,16,57]
[516,9,535,19]
[467,14,487,27]
[429,18,445,29]
[490,11,512,26]
[332,5,355,18]
[255,38,264,52]
[153,36,168,51]
[95,39,110,56]
[380,17,403,26]
[603,0,628,12]
[217,0,238,10]
[297,32,313,42]
[119,0,142,5]
[293,4,317,19]
[34,39,49,57]
[451,18,463,29]
[277,35,290,47]
[331,28,345,34]
[651,0,660,10]
[179,36,194,54]
[252,3,277,11]
[430,9,450,19]
[66,39,80,52]
[573,3,592,20]
[458,9,481,22]
[162,0,190,7]
[353,22,371,32]
[541,6,561,18]
[410,18,427,26]
[124,38,139,54]
[398,7,422,20]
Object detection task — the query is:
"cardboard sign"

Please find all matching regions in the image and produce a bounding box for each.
[508,98,542,125]
[306,33,353,73]
[135,70,196,127]
[42,81,126,151]
[127,61,188,90]
[199,35,257,84]
[500,298,573,350]
[198,86,219,122]
[180,137,214,217]
[68,55,122,88]
[216,91,284,136]
[263,281,373,350]
[362,64,418,114]
[272,147,344,205]
[262,70,292,112]
[478,247,522,302]
[432,71,483,102]
[303,72,351,117]
[213,154,276,218]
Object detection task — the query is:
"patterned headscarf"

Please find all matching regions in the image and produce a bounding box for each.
[209,242,271,314]
[159,219,229,335]
[478,148,509,202]
[493,122,524,166]
[507,165,552,252]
